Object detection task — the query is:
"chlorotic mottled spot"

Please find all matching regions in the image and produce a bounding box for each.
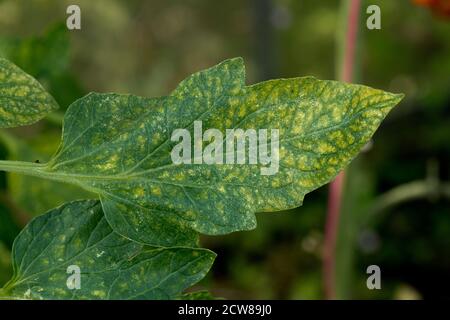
[0,58,58,128]
[4,58,403,247]
[1,200,215,300]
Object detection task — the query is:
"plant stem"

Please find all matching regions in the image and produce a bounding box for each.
[0,160,46,176]
[324,0,361,300]
[0,159,67,186]
[324,172,346,299]
[0,160,102,195]
[340,0,360,84]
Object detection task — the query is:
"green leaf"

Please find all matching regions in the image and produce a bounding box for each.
[0,57,58,128]
[177,290,216,300]
[0,23,85,109]
[1,200,215,300]
[0,23,69,79]
[2,58,403,247]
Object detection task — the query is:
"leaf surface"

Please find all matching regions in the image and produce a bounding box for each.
[0,58,58,128]
[1,200,215,300]
[32,58,402,246]
[178,290,216,300]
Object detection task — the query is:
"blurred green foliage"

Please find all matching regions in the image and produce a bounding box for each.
[0,0,449,298]
[0,22,84,108]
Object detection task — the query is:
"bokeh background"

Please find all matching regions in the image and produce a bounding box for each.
[0,0,449,299]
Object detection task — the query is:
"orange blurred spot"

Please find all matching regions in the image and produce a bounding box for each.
[413,0,450,18]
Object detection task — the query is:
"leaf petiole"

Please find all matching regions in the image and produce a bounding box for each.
[0,160,47,176]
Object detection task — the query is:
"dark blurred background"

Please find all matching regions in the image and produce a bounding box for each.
[0,0,449,299]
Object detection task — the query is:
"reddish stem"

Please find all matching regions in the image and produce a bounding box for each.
[323,0,360,299]
[324,171,345,299]
[341,0,360,83]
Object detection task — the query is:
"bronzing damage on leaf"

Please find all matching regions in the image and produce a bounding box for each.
[1,200,215,300]
[0,57,403,248]
[0,57,58,128]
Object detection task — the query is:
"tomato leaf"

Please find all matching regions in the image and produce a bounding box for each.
[1,200,215,300]
[3,58,403,246]
[0,58,58,128]
[177,290,216,300]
